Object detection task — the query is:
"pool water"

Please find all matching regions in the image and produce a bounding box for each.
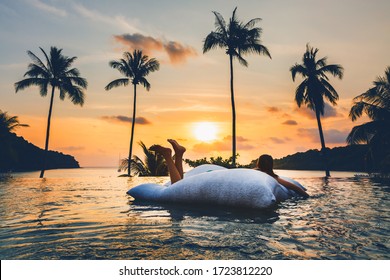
[0,168,389,259]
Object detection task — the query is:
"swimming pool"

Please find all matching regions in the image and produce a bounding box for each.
[0,168,388,259]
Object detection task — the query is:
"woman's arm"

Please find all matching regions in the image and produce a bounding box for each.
[276,177,309,198]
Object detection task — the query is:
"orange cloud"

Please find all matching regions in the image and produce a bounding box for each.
[163,41,197,64]
[114,33,163,52]
[114,33,197,64]
[267,106,280,113]
[269,137,289,144]
[282,120,298,125]
[192,135,255,153]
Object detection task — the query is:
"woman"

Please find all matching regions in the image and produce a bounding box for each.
[151,139,309,198]
[255,154,309,197]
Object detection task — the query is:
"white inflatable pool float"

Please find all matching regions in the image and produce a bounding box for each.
[127,164,306,209]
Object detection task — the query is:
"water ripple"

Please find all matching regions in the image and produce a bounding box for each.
[0,169,389,259]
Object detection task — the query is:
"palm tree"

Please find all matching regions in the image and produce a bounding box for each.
[0,111,29,172]
[290,44,344,176]
[203,7,271,167]
[347,66,390,172]
[105,50,160,176]
[15,47,87,178]
[0,110,29,135]
[119,141,168,176]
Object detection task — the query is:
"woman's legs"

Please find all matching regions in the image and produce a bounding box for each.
[167,139,186,179]
[149,144,182,184]
[150,140,186,184]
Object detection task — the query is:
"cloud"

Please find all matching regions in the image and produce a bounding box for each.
[27,0,67,17]
[143,104,227,114]
[114,33,197,64]
[267,106,280,113]
[114,33,163,51]
[295,103,344,119]
[270,137,286,144]
[192,135,254,153]
[101,115,151,125]
[222,135,250,142]
[282,120,298,125]
[163,41,197,64]
[298,128,349,144]
[269,137,291,144]
[73,4,140,33]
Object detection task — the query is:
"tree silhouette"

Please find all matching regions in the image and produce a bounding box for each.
[105,50,160,176]
[0,110,29,135]
[203,7,271,167]
[119,141,168,176]
[15,47,87,178]
[347,66,390,172]
[290,44,344,176]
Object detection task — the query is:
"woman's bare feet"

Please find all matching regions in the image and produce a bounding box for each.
[167,139,186,156]
[149,145,172,158]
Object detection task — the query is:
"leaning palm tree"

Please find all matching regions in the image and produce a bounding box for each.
[290,44,344,177]
[105,50,160,176]
[15,47,87,178]
[0,110,29,135]
[203,7,271,167]
[119,141,168,176]
[347,66,390,172]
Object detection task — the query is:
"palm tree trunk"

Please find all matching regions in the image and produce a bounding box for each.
[40,86,55,178]
[229,54,236,168]
[315,109,330,177]
[128,83,137,176]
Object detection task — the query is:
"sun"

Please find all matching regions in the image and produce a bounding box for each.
[193,122,218,142]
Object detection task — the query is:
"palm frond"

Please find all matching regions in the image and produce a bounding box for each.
[26,50,49,73]
[15,78,47,94]
[0,111,29,134]
[243,17,262,29]
[347,122,377,145]
[138,77,151,91]
[105,78,129,91]
[24,63,49,78]
[212,11,227,35]
[349,100,365,121]
[294,80,307,107]
[320,64,344,79]
[203,32,226,53]
[316,56,327,68]
[290,64,307,81]
[241,43,271,58]
[320,78,339,105]
[62,56,78,71]
[144,58,160,73]
[69,86,85,106]
[68,76,88,89]
[231,49,248,67]
[109,60,131,78]
[40,47,54,74]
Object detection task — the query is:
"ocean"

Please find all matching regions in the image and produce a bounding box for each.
[0,168,389,259]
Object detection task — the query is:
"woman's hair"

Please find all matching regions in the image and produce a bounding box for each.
[257,154,277,177]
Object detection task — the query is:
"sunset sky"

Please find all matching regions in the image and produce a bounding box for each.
[1,0,389,167]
